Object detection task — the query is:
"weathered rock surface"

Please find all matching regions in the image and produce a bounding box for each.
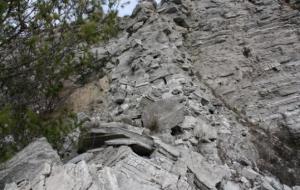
[141,98,185,133]
[182,0,300,185]
[1,0,300,189]
[0,138,61,189]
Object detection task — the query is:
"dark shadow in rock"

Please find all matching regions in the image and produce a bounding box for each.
[201,98,209,106]
[130,144,153,157]
[171,126,183,136]
[250,127,300,186]
[77,122,155,157]
[173,17,189,28]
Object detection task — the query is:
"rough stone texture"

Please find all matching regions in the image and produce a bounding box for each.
[1,0,300,189]
[0,138,61,189]
[182,0,300,185]
[79,122,155,155]
[141,98,185,133]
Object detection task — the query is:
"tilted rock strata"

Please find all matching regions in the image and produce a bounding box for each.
[1,0,300,189]
[181,0,300,184]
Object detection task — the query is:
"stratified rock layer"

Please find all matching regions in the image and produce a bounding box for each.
[182,0,300,185]
[1,0,300,189]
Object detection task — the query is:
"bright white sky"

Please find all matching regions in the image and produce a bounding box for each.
[104,0,161,17]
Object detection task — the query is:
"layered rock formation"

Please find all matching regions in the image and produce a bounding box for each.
[1,0,300,189]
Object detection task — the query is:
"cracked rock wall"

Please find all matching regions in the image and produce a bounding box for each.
[0,0,300,189]
[182,0,300,185]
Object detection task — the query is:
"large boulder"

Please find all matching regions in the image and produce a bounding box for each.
[0,138,61,189]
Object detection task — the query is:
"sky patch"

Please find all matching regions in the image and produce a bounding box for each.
[103,0,161,17]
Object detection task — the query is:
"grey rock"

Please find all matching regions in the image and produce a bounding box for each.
[153,137,180,160]
[181,116,198,129]
[44,161,96,190]
[262,181,277,190]
[241,167,259,181]
[79,122,154,155]
[0,138,60,189]
[4,183,18,190]
[159,6,179,14]
[182,150,231,190]
[67,152,94,164]
[184,0,300,184]
[284,185,293,190]
[223,181,241,190]
[2,0,300,189]
[293,186,300,190]
[172,88,182,95]
[193,118,217,143]
[141,98,185,133]
[131,0,156,18]
[132,21,144,32]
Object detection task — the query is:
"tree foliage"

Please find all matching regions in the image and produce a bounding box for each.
[0,0,119,162]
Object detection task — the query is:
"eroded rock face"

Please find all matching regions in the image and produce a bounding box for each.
[0,138,61,189]
[182,0,300,185]
[1,0,300,189]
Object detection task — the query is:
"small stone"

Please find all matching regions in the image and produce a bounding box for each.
[181,64,190,71]
[223,181,240,190]
[175,139,184,145]
[130,38,143,47]
[181,116,197,129]
[150,62,160,69]
[68,153,94,164]
[240,176,249,184]
[121,104,129,111]
[189,137,198,145]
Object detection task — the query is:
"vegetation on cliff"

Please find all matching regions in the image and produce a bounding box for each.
[0,0,119,162]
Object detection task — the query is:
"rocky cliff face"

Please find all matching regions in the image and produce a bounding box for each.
[1,0,300,189]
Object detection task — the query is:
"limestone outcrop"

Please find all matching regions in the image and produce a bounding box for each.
[1,0,300,189]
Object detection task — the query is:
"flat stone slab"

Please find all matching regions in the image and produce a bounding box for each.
[79,122,154,156]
